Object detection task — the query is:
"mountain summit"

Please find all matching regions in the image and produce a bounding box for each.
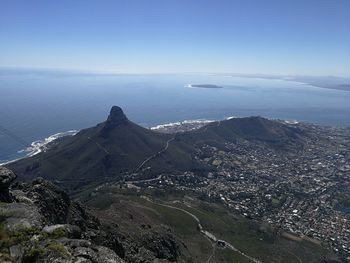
[100,106,129,137]
[106,106,128,126]
[8,106,192,188]
[8,106,306,189]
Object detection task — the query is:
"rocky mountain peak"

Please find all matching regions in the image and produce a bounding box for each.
[106,106,128,126]
[99,106,129,137]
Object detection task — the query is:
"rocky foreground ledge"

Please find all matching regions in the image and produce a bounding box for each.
[0,166,124,263]
[0,166,182,263]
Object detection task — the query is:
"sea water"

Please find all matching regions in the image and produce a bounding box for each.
[1,70,350,163]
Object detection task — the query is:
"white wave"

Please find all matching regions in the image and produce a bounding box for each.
[18,130,78,157]
[0,130,79,167]
[0,157,22,166]
[0,130,78,166]
[182,119,213,124]
[150,122,181,130]
[150,119,214,130]
[226,116,238,120]
[284,120,299,125]
[184,84,193,88]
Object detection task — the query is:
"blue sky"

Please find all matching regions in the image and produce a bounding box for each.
[0,0,349,76]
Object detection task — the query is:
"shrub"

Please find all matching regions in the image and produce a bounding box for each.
[22,247,44,262]
[45,242,68,257]
[50,227,68,239]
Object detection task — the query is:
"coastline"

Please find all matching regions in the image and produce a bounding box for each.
[0,130,78,166]
[0,117,303,166]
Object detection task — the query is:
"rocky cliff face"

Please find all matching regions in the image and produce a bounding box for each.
[0,167,181,263]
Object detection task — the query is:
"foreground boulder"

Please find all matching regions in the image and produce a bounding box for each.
[0,171,124,263]
[0,167,16,202]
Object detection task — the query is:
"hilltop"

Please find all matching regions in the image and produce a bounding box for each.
[7,106,306,190]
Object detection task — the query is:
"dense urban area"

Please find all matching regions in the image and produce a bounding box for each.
[123,121,350,258]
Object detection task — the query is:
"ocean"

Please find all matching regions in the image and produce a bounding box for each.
[1,70,350,163]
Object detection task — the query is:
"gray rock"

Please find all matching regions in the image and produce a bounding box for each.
[9,244,23,262]
[68,241,125,263]
[0,178,125,263]
[43,224,82,238]
[29,180,71,224]
[72,246,98,262]
[11,189,34,204]
[51,259,72,263]
[0,167,16,202]
[67,202,100,231]
[43,224,66,233]
[62,238,92,248]
[96,246,125,263]
[74,258,93,263]
[140,227,180,261]
[1,202,44,231]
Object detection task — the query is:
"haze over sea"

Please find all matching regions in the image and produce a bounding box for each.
[1,69,350,163]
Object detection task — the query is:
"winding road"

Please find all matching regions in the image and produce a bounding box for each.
[135,120,221,172]
[142,196,262,263]
[135,137,175,172]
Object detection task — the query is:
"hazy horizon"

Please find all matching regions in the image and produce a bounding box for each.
[1,66,350,79]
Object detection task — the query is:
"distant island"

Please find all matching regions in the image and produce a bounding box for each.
[187,84,223,89]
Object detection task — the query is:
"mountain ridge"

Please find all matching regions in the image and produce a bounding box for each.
[7,106,306,189]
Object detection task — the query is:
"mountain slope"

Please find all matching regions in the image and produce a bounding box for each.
[8,106,306,189]
[179,116,306,150]
[8,106,193,188]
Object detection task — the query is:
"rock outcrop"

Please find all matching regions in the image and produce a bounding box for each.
[106,106,128,127]
[99,106,129,138]
[0,169,124,263]
[0,169,182,263]
[140,226,180,262]
[0,167,16,202]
